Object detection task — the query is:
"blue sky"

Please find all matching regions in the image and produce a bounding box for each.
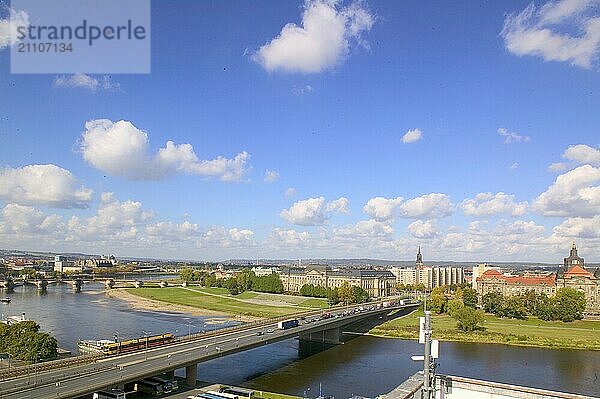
[1,0,600,262]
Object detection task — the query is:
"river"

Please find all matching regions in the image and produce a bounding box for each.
[1,284,599,397]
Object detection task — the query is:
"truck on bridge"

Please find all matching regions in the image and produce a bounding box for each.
[277,319,299,330]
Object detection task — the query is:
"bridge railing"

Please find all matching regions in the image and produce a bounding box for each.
[0,299,418,380]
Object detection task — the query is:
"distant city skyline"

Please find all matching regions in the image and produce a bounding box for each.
[1,0,600,262]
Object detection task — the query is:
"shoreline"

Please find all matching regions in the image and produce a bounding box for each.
[105,288,262,322]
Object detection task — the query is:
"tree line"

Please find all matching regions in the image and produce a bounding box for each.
[299,282,370,305]
[179,268,284,294]
[482,288,586,322]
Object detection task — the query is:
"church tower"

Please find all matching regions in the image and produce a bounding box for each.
[415,245,424,267]
[564,241,584,269]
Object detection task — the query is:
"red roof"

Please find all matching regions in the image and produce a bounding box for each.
[564,265,594,279]
[478,270,556,286]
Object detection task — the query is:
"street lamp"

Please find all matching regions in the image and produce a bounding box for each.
[186,320,194,339]
[142,330,151,360]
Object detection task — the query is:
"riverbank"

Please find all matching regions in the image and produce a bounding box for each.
[120,287,306,319]
[105,288,243,321]
[370,310,600,350]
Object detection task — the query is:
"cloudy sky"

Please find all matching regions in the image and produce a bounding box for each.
[1,0,600,263]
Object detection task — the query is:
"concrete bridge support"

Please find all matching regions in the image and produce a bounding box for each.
[299,326,342,345]
[165,370,175,379]
[34,280,48,291]
[70,279,83,292]
[105,279,115,289]
[185,363,197,386]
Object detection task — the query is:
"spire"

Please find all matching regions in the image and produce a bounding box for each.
[416,245,423,266]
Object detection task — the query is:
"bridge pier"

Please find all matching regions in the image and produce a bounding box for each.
[299,326,342,345]
[34,279,48,291]
[165,370,175,379]
[185,363,197,386]
[105,279,115,289]
[70,279,83,292]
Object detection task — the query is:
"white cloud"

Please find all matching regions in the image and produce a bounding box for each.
[269,228,311,246]
[461,192,528,217]
[285,187,297,197]
[253,0,375,73]
[325,196,349,213]
[264,169,280,183]
[54,74,120,91]
[80,119,250,182]
[501,0,600,68]
[0,204,62,235]
[533,165,600,217]
[552,215,600,238]
[363,193,452,221]
[400,193,453,218]
[281,196,348,225]
[497,128,531,144]
[292,84,315,95]
[407,219,439,239]
[0,6,29,49]
[548,162,569,172]
[401,128,422,144]
[0,164,92,208]
[563,144,600,165]
[363,196,403,221]
[334,219,394,239]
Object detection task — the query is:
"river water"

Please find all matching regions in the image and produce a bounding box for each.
[1,284,599,397]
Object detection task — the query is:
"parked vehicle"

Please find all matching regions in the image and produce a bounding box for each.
[135,379,164,397]
[93,389,126,399]
[220,386,255,398]
[277,319,299,330]
[148,376,176,393]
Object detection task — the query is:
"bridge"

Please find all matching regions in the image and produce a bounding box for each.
[0,301,419,399]
[0,277,181,291]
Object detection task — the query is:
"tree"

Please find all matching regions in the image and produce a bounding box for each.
[453,307,485,332]
[237,269,254,292]
[0,321,58,362]
[338,282,353,305]
[446,299,465,317]
[482,292,503,314]
[180,268,194,282]
[326,288,339,304]
[428,287,447,314]
[500,296,528,320]
[554,288,586,322]
[535,294,557,321]
[521,290,540,315]
[223,277,239,295]
[351,286,370,303]
[462,288,479,308]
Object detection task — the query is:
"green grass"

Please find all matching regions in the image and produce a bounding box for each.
[370,310,600,350]
[126,287,301,318]
[298,298,330,309]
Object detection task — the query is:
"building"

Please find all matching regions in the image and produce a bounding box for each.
[477,243,599,315]
[390,248,465,289]
[471,263,495,290]
[75,255,117,269]
[279,265,396,298]
[251,266,280,276]
[557,243,599,313]
[53,255,83,273]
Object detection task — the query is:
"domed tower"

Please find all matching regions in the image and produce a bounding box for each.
[564,241,584,269]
